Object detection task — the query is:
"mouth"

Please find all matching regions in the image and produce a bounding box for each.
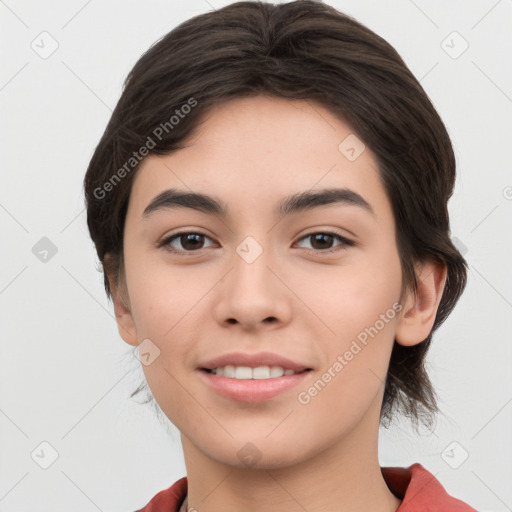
[201,365,312,379]
[198,366,313,403]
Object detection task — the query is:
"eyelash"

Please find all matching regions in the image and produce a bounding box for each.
[158,230,355,256]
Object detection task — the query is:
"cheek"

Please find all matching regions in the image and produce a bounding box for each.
[293,243,401,398]
[295,304,400,435]
[124,245,208,338]
[292,243,402,339]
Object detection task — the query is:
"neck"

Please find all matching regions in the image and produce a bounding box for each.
[180,409,401,512]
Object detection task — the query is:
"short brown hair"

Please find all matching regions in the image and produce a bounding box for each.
[83,0,467,427]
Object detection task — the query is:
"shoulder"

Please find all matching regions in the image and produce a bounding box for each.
[135,466,485,512]
[134,476,188,512]
[382,463,478,511]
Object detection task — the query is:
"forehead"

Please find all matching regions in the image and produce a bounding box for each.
[128,95,392,226]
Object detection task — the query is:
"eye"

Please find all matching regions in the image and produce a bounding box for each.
[159,230,354,256]
[160,231,216,254]
[295,231,354,254]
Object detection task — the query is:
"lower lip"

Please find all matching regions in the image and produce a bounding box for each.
[198,369,311,403]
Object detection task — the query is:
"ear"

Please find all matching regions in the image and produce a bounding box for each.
[105,259,138,347]
[395,259,447,347]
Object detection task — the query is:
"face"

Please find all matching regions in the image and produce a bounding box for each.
[117,95,407,469]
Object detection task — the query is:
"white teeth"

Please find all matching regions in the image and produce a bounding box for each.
[253,366,270,379]
[234,366,253,379]
[269,366,284,378]
[224,365,235,378]
[210,365,299,379]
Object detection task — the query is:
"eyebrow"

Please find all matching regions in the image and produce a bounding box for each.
[142,187,374,219]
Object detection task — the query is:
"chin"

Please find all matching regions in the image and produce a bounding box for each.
[198,434,314,470]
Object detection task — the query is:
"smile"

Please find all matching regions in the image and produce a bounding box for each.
[199,367,312,402]
[206,365,308,379]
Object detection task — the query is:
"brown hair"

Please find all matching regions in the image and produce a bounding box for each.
[83,0,467,427]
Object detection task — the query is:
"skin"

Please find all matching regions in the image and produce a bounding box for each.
[109,95,447,512]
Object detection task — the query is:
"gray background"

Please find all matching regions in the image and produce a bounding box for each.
[1,0,511,511]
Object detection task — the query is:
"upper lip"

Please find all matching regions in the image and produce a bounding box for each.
[199,351,312,372]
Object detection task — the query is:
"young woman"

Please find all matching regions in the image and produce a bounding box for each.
[83,1,476,510]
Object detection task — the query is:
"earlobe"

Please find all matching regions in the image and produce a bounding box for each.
[395,260,447,347]
[107,269,139,347]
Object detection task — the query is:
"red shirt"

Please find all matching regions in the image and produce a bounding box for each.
[135,463,477,511]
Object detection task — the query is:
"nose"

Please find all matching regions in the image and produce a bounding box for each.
[211,238,293,331]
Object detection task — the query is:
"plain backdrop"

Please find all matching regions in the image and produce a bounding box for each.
[1,1,511,511]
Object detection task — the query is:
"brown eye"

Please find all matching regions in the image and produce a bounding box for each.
[179,233,205,250]
[310,233,335,250]
[296,231,354,253]
[161,232,215,254]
